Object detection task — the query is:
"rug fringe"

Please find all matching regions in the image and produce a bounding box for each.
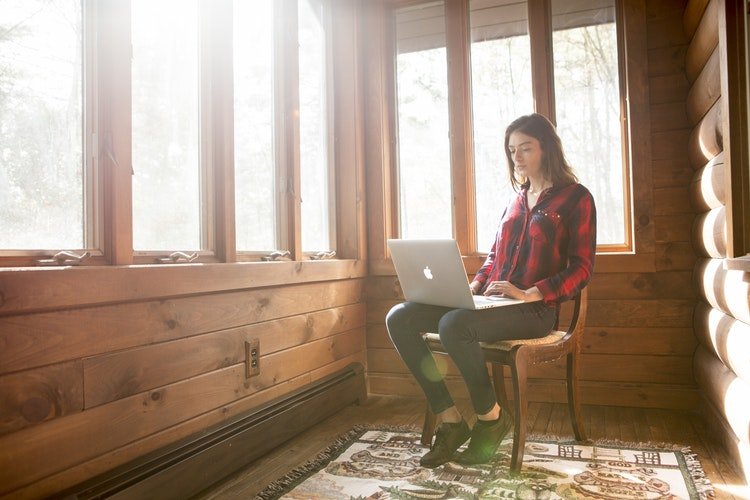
[681,447,716,499]
[253,426,368,500]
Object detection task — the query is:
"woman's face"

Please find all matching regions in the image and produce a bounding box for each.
[507,131,543,180]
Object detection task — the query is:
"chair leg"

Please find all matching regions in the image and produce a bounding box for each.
[421,404,436,446]
[491,363,511,418]
[567,351,586,441]
[509,352,528,474]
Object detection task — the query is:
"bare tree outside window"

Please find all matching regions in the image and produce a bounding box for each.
[552,0,626,247]
[131,0,202,251]
[0,0,83,249]
[469,0,534,253]
[393,0,630,254]
[395,2,452,240]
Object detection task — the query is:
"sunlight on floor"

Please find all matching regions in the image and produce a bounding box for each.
[713,483,750,499]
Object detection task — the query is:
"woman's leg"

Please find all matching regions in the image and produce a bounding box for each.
[438,302,556,416]
[439,302,557,464]
[385,301,456,414]
[387,301,475,467]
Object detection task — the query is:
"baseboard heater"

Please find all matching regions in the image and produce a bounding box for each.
[61,363,366,499]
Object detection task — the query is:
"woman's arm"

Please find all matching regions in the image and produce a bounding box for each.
[471,236,498,295]
[535,188,597,303]
[472,206,509,294]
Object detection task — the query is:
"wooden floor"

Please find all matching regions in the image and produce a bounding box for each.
[198,395,749,499]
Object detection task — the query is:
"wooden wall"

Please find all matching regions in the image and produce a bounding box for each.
[685,0,750,481]
[2,1,748,496]
[0,1,369,498]
[0,263,367,498]
[365,0,702,411]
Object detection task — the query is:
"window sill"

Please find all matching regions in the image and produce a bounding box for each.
[370,252,656,277]
[0,259,366,317]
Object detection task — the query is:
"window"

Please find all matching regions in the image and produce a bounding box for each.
[390,0,636,255]
[131,0,203,252]
[1,0,347,267]
[233,0,276,252]
[469,0,534,252]
[232,0,336,258]
[551,0,628,249]
[299,0,334,252]
[0,0,86,250]
[394,2,452,239]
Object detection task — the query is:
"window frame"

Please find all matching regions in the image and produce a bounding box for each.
[234,0,338,262]
[392,1,456,242]
[0,0,353,268]
[298,0,338,255]
[721,0,750,270]
[548,0,633,254]
[0,0,106,267]
[385,0,653,270]
[129,0,217,264]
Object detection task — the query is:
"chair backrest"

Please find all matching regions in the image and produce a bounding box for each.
[560,287,588,344]
[513,287,588,377]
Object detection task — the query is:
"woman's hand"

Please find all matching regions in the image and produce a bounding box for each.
[483,281,523,300]
[484,281,543,302]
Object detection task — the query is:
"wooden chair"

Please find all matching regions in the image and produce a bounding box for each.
[420,287,588,473]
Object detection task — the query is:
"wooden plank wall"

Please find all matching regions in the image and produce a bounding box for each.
[365,0,702,411]
[0,263,368,499]
[685,0,750,481]
[0,1,370,497]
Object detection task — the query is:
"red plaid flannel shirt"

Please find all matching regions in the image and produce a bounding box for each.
[474,182,596,306]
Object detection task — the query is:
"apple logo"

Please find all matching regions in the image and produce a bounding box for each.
[423,266,433,280]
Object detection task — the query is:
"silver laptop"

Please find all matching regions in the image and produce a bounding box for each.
[387,239,524,310]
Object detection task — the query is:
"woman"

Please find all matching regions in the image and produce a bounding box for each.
[386,113,596,468]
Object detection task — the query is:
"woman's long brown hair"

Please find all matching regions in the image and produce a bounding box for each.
[504,113,578,191]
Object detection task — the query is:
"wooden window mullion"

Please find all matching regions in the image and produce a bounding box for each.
[331,0,365,260]
[99,0,133,265]
[363,1,397,265]
[276,0,302,260]
[204,0,236,263]
[445,0,475,254]
[618,0,652,256]
[527,0,556,122]
[385,5,400,250]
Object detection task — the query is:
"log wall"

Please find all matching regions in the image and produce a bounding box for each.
[685,0,750,481]
[364,0,701,410]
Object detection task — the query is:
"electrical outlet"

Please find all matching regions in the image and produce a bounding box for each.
[245,339,260,378]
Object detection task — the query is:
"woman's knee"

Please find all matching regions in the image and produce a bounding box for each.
[438,309,475,345]
[385,302,421,343]
[385,302,408,331]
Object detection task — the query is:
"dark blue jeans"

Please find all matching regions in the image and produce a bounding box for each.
[386,301,556,416]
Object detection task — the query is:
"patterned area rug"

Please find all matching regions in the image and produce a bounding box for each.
[255,426,714,499]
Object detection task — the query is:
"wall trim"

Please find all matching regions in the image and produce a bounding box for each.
[61,363,366,499]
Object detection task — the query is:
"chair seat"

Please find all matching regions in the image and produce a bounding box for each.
[422,330,566,351]
[419,288,587,473]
